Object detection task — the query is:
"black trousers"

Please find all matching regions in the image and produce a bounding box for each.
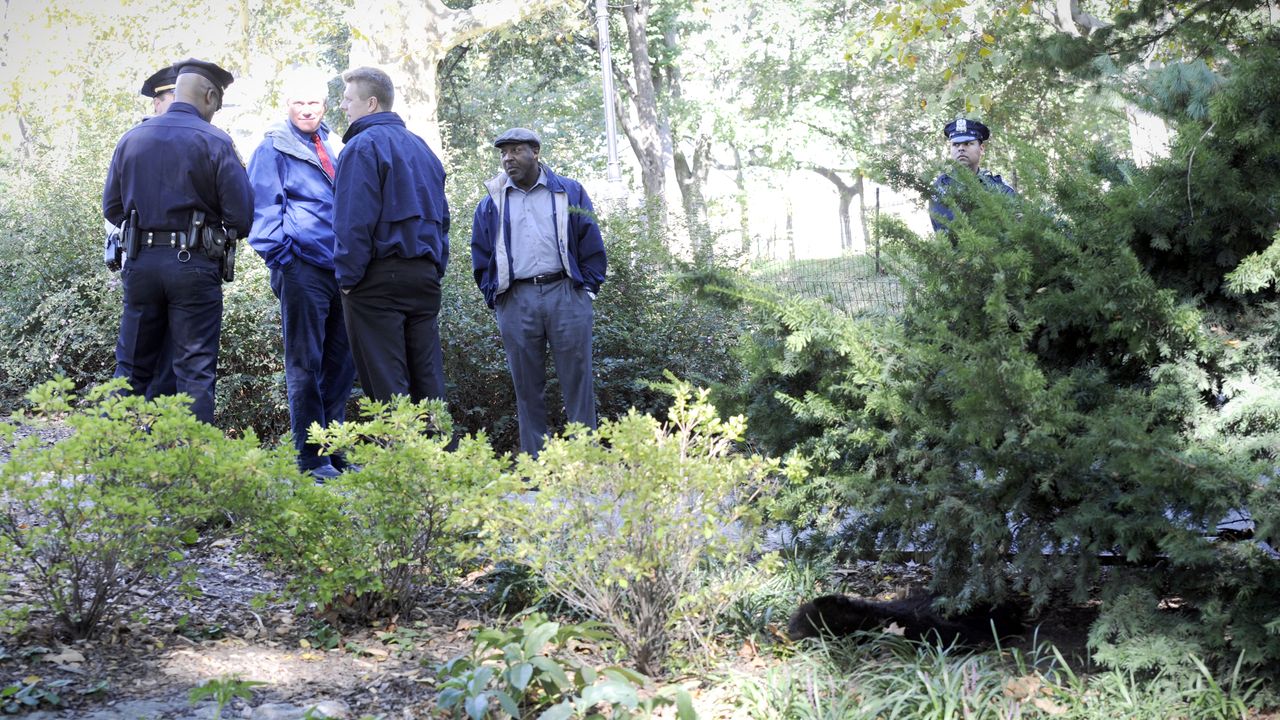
[115,246,222,423]
[340,256,445,404]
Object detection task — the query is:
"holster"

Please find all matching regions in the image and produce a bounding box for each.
[186,210,204,253]
[103,230,122,272]
[123,209,140,261]
[201,225,238,282]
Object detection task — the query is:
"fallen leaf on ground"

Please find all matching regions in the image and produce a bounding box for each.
[1004,675,1041,700]
[43,648,86,664]
[1032,697,1068,715]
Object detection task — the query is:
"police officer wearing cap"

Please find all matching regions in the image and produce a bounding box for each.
[103,58,253,424]
[929,118,1016,232]
[470,127,607,458]
[105,63,182,399]
[140,65,179,116]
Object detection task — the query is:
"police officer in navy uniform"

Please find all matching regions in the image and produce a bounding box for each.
[106,63,181,399]
[928,118,1016,232]
[103,58,253,424]
[139,65,179,116]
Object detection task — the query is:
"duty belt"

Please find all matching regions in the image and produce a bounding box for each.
[137,230,198,261]
[138,230,190,248]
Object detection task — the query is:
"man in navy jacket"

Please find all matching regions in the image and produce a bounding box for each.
[333,66,450,404]
[470,128,607,457]
[247,69,355,480]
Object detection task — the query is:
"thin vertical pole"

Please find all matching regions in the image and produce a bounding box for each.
[875,187,882,274]
[596,0,623,190]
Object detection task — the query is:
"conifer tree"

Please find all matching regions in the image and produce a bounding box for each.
[717,31,1280,679]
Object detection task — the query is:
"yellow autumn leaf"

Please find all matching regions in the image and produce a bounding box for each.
[979,47,992,58]
[983,33,995,43]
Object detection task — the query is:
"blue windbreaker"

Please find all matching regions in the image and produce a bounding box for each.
[332,112,450,290]
[246,120,340,270]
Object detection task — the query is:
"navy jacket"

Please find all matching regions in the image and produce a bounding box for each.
[332,112,449,290]
[470,165,607,309]
[247,120,340,270]
[103,102,252,237]
[928,170,1016,232]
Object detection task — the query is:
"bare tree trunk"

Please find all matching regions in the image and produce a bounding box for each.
[785,192,795,262]
[732,146,751,256]
[808,166,859,254]
[349,0,569,155]
[617,0,667,200]
[674,137,711,259]
[856,172,870,254]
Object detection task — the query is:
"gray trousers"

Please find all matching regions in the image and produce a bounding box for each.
[495,278,596,456]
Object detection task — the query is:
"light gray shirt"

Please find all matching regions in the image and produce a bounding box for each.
[504,170,563,279]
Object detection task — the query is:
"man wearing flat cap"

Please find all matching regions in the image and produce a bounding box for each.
[928,117,1016,232]
[333,66,450,404]
[470,128,607,457]
[103,58,253,424]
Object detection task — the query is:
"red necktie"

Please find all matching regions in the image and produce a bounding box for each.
[312,133,335,180]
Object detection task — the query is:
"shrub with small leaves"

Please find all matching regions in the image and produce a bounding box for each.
[490,380,793,676]
[188,675,267,720]
[0,378,293,639]
[433,612,696,720]
[251,396,512,622]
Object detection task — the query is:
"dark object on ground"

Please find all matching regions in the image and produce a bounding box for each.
[788,593,1026,646]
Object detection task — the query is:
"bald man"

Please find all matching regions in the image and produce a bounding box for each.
[103,58,252,424]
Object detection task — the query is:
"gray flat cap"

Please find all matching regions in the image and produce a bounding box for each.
[493,127,541,149]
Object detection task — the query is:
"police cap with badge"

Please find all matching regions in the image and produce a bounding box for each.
[943,117,991,143]
[140,65,178,98]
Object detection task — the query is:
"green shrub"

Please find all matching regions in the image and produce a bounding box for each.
[489,381,790,675]
[251,396,511,621]
[0,131,118,403]
[433,612,695,720]
[213,257,290,438]
[0,378,291,639]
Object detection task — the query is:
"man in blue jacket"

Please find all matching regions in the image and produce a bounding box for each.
[103,59,253,425]
[333,66,449,404]
[247,69,355,480]
[470,128,607,457]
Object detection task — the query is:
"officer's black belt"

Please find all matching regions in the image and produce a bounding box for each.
[513,270,567,285]
[138,230,190,248]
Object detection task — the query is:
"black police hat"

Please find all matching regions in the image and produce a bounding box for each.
[174,58,235,91]
[944,118,991,143]
[493,127,542,150]
[140,65,178,98]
